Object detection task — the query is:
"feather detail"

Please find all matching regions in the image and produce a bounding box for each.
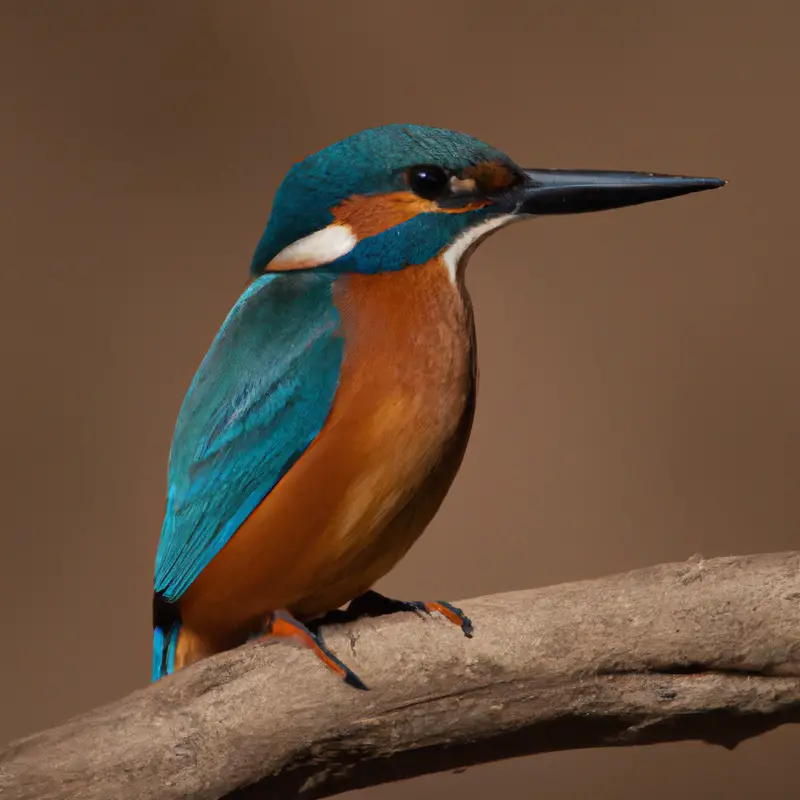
[176,256,476,639]
[154,271,344,601]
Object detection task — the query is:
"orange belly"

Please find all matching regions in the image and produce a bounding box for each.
[178,258,476,649]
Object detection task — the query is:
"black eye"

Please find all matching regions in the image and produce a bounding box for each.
[407,164,450,200]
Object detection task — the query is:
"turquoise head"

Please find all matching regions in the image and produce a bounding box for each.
[251,124,725,277]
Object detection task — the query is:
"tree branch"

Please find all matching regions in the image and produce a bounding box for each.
[2,552,800,800]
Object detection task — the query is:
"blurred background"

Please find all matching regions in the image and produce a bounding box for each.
[1,1,798,797]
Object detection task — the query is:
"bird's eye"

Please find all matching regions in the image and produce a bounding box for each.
[406,164,450,201]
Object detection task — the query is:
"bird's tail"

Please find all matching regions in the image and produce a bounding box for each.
[152,591,181,682]
[152,624,181,681]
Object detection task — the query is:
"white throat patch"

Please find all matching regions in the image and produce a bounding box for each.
[441,214,517,283]
[269,214,518,278]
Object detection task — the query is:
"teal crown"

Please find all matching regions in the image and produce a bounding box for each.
[251,124,512,275]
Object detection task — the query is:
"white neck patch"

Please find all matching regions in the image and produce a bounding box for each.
[268,214,519,278]
[269,223,357,270]
[441,214,517,283]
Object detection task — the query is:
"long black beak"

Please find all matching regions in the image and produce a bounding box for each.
[516,168,726,215]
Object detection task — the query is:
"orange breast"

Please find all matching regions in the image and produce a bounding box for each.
[180,258,476,643]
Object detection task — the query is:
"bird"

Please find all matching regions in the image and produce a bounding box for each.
[152,124,725,689]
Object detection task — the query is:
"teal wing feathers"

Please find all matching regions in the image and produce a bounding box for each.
[154,271,344,601]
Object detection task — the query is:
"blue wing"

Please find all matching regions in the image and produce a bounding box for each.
[154,271,344,601]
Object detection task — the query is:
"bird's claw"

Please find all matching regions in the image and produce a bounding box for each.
[263,609,368,690]
[312,590,473,637]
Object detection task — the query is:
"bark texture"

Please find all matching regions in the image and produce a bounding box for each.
[2,552,799,800]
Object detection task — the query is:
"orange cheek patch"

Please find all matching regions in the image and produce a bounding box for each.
[331,191,489,240]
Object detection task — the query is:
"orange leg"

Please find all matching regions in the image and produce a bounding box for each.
[313,589,474,637]
[262,609,367,690]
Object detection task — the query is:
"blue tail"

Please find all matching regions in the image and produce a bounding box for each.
[152,623,181,682]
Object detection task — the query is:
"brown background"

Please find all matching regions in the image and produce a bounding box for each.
[1,1,798,797]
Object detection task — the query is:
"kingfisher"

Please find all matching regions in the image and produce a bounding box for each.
[152,124,724,689]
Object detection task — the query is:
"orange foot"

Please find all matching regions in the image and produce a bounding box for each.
[263,609,367,690]
[312,589,474,637]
